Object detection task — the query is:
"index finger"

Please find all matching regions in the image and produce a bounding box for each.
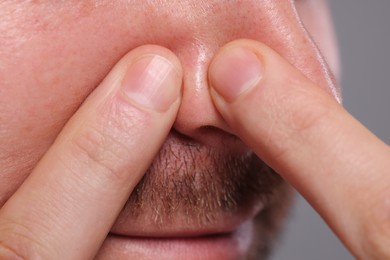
[208,39,390,259]
[0,46,182,259]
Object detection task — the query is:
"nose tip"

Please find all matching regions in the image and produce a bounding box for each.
[172,52,235,144]
[165,1,337,145]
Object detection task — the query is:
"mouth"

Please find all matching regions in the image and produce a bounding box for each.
[99,189,272,260]
[95,131,291,259]
[96,189,292,260]
[97,220,255,260]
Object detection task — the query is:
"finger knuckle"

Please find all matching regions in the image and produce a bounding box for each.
[0,221,47,259]
[285,88,332,135]
[71,124,129,183]
[0,242,25,260]
[69,101,149,184]
[268,83,333,159]
[362,195,390,259]
[363,228,390,259]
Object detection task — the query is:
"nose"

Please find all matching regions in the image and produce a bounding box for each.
[158,1,337,144]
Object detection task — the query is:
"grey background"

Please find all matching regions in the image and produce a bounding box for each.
[272,1,390,259]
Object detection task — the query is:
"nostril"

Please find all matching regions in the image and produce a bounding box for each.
[172,97,235,143]
[169,128,198,145]
[169,38,238,145]
[198,125,238,141]
[171,124,240,148]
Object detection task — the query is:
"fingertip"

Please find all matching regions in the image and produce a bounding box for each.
[208,39,340,107]
[111,45,183,112]
[120,45,183,77]
[207,39,342,166]
[209,45,264,102]
[120,54,181,112]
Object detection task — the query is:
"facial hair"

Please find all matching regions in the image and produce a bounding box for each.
[116,130,294,259]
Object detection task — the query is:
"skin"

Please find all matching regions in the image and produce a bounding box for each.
[0,0,389,259]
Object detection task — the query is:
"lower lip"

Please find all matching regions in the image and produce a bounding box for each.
[96,221,254,260]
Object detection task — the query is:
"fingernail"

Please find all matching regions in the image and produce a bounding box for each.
[210,47,263,101]
[122,55,181,111]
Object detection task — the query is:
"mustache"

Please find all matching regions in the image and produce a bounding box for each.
[121,132,285,226]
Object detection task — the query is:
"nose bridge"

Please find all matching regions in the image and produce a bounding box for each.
[170,0,336,143]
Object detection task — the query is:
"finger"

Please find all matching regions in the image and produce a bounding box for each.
[208,39,390,259]
[0,45,182,259]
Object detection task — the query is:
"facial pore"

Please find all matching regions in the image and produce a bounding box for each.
[0,0,339,258]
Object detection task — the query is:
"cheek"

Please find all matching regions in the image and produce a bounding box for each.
[0,2,137,205]
[296,0,340,77]
[0,1,187,205]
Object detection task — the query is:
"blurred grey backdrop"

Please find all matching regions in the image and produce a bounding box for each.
[272,1,390,259]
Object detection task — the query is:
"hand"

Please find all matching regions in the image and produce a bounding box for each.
[0,46,182,259]
[208,39,390,259]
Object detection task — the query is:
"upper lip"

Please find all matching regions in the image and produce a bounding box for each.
[108,130,280,239]
[109,198,266,238]
[108,231,233,240]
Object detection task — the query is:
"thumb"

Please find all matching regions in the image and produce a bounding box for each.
[0,45,182,259]
[209,39,390,259]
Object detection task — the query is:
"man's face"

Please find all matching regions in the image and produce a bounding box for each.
[0,0,338,259]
